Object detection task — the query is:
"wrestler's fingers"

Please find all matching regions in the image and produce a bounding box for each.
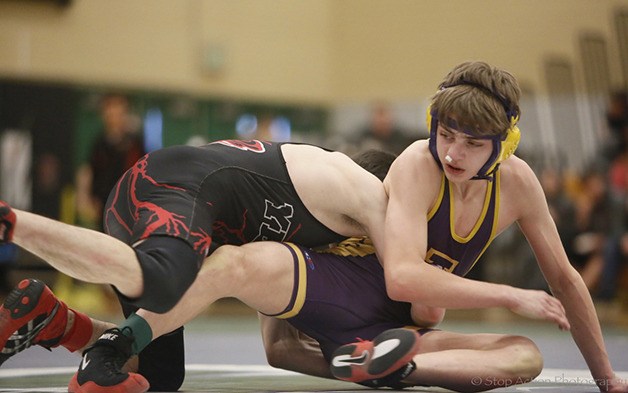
[547,297,570,331]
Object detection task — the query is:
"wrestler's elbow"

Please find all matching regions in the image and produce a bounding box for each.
[384,264,418,302]
[411,304,445,327]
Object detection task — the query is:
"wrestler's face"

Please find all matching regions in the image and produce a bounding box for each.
[436,124,493,182]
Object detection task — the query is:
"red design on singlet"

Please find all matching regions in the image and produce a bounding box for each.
[106,156,190,239]
[212,140,267,153]
[190,227,212,256]
[211,210,249,245]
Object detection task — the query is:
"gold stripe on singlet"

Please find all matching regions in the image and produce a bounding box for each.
[275,242,307,319]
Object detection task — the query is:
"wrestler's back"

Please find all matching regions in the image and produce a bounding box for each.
[282,144,387,241]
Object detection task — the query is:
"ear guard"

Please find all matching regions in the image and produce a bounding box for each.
[426,104,520,180]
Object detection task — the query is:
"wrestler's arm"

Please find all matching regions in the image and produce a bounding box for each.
[259,314,333,379]
[335,154,448,328]
[380,145,569,329]
[514,161,628,393]
[410,303,445,327]
[381,146,519,306]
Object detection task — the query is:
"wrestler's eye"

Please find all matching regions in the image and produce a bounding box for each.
[467,139,483,147]
[439,130,454,141]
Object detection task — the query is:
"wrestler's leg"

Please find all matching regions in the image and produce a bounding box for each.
[406,330,543,392]
[137,241,295,338]
[11,209,142,298]
[54,311,113,354]
[63,313,113,353]
[78,242,296,392]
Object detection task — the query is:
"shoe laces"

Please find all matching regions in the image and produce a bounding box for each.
[2,303,59,354]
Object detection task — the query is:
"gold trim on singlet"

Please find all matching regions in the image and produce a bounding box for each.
[427,174,446,220]
[275,242,307,319]
[466,170,501,271]
[319,237,376,257]
[449,173,493,243]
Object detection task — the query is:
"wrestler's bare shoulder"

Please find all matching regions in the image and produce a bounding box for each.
[497,155,540,194]
[400,139,429,157]
[386,140,440,186]
[496,155,546,226]
[281,143,350,164]
[280,143,382,237]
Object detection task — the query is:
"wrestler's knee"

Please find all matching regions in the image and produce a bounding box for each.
[202,244,251,285]
[131,237,201,313]
[503,335,543,380]
[145,278,193,313]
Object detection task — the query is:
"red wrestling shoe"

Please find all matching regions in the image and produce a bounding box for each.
[330,338,374,381]
[330,328,421,383]
[68,327,149,393]
[0,279,68,365]
[0,201,16,243]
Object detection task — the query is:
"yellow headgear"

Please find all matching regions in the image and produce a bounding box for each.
[426,83,521,179]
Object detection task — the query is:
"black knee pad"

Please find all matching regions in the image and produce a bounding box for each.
[117,236,202,313]
[139,327,186,391]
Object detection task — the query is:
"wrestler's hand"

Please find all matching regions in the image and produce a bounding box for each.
[509,288,570,331]
[0,201,16,243]
[603,375,628,392]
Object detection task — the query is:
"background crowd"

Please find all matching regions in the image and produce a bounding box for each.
[1,88,627,323]
[0,0,627,325]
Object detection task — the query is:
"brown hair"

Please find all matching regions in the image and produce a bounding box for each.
[352,149,397,181]
[431,61,521,138]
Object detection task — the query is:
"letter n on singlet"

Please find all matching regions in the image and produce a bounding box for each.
[253,200,294,241]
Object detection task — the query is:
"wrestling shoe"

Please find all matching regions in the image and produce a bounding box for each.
[0,201,16,243]
[330,328,421,383]
[0,279,68,366]
[68,327,149,393]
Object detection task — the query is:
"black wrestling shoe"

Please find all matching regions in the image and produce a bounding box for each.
[68,327,149,393]
[330,328,421,383]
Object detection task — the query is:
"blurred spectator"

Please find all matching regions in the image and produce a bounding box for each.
[76,93,145,231]
[609,125,628,194]
[540,166,579,261]
[31,152,62,220]
[352,102,413,155]
[598,137,628,302]
[254,114,291,142]
[234,112,292,142]
[502,166,578,292]
[603,90,628,163]
[598,207,628,302]
[57,93,145,316]
[568,168,613,292]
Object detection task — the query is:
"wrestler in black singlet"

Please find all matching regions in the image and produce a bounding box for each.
[103,140,347,390]
[105,139,344,255]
